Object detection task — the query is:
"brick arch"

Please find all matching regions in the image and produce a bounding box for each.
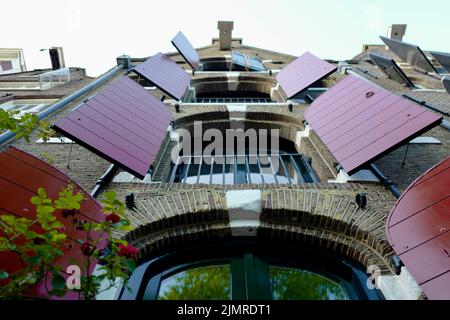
[172,114,303,147]
[173,108,302,128]
[191,75,276,98]
[110,184,395,274]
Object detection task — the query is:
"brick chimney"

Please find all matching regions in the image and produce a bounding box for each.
[387,24,407,41]
[217,21,234,50]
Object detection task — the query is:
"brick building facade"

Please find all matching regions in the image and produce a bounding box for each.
[1,22,449,300]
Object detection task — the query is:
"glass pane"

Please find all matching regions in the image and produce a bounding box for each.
[291,155,314,183]
[224,156,234,185]
[273,156,290,184]
[248,155,263,183]
[259,156,276,183]
[270,266,348,300]
[198,157,212,184]
[235,155,247,184]
[184,158,200,183]
[282,155,299,183]
[211,156,224,184]
[158,265,231,300]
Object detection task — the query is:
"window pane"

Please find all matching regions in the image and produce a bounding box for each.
[291,155,314,183]
[273,156,290,184]
[235,155,247,184]
[270,266,348,300]
[158,265,231,300]
[224,156,234,185]
[282,155,300,183]
[198,157,212,184]
[248,155,263,183]
[211,156,224,184]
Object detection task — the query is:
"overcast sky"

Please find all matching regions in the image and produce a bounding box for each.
[2,0,450,76]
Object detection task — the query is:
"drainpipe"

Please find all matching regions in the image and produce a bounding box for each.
[0,64,124,145]
[369,164,402,199]
[90,164,118,198]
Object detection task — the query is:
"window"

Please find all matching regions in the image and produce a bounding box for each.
[0,60,13,71]
[270,267,348,300]
[193,90,272,103]
[291,87,327,104]
[120,241,382,300]
[194,97,273,103]
[168,136,317,184]
[157,265,231,300]
[168,153,316,185]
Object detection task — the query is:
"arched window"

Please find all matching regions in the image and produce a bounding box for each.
[120,240,383,300]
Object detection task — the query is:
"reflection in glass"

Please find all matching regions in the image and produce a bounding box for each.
[270,267,348,300]
[157,265,231,300]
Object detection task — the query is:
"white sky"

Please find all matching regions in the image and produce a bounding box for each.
[2,0,450,76]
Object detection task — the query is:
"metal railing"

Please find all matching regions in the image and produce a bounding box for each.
[38,68,71,90]
[168,153,317,185]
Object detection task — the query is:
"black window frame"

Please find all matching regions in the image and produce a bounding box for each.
[119,239,384,300]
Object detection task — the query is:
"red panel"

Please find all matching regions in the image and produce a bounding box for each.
[0,147,106,300]
[388,198,449,254]
[276,52,337,99]
[399,232,450,284]
[304,75,443,174]
[386,157,450,299]
[52,76,172,179]
[389,169,450,226]
[133,52,191,100]
[421,272,450,300]
[171,31,199,70]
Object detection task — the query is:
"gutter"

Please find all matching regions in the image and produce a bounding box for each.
[369,164,402,199]
[90,164,118,198]
[0,64,124,145]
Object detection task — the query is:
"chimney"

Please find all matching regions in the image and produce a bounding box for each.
[49,47,66,70]
[217,21,234,50]
[387,24,407,41]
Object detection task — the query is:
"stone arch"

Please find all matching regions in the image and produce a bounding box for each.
[172,111,303,145]
[191,75,276,99]
[110,184,396,275]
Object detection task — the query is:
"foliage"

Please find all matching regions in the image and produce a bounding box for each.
[0,101,137,300]
[158,265,231,300]
[157,265,347,300]
[0,186,137,300]
[269,267,347,300]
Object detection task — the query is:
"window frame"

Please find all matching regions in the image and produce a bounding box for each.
[168,153,318,185]
[119,239,384,300]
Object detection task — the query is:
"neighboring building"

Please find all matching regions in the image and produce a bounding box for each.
[0,47,92,132]
[0,23,449,300]
[0,48,26,75]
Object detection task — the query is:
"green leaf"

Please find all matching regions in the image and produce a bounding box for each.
[51,233,67,242]
[125,259,136,272]
[24,231,39,239]
[0,271,9,280]
[37,188,47,199]
[118,225,135,232]
[112,239,128,245]
[51,271,66,289]
[30,196,42,205]
[27,255,40,265]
